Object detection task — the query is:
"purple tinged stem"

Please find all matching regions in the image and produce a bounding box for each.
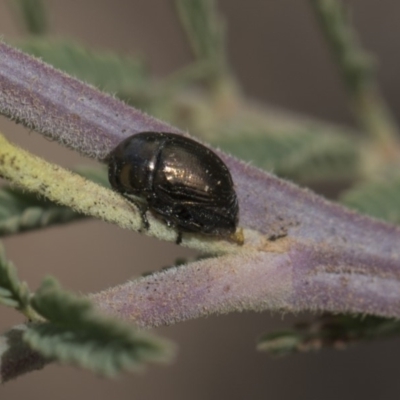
[0,41,399,322]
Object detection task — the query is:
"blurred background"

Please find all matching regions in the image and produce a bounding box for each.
[1,1,400,399]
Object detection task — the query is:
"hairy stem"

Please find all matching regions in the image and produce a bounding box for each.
[0,133,236,253]
[0,41,180,160]
[93,241,400,327]
[0,41,400,380]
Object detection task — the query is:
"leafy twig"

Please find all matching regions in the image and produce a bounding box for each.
[0,133,234,253]
[175,0,226,76]
[17,39,148,100]
[257,315,400,356]
[174,0,239,107]
[8,0,48,35]
[1,40,400,379]
[0,41,399,319]
[0,244,38,320]
[0,248,174,381]
[0,41,178,160]
[26,277,174,377]
[0,167,107,237]
[310,0,400,159]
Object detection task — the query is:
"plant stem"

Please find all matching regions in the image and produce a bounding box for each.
[175,0,227,79]
[310,0,400,159]
[0,133,234,254]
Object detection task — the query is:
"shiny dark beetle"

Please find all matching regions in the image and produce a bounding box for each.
[107,132,238,242]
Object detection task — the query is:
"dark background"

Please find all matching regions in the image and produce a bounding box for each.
[1,1,400,399]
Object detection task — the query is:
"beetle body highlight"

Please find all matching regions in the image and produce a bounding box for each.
[108,132,239,240]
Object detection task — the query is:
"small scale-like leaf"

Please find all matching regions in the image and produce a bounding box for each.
[17,39,148,101]
[9,0,48,35]
[341,176,400,223]
[0,166,108,237]
[25,278,174,376]
[257,315,400,356]
[257,331,305,356]
[0,297,20,308]
[0,244,31,312]
[176,0,226,70]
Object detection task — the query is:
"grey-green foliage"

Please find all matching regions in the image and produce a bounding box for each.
[17,39,149,104]
[175,0,225,70]
[0,246,173,377]
[210,125,359,185]
[0,244,30,310]
[341,176,400,224]
[0,167,108,237]
[9,0,48,35]
[25,277,174,376]
[310,0,375,93]
[257,315,400,356]
[257,330,305,356]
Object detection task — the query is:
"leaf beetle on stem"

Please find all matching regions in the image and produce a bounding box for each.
[107,132,240,244]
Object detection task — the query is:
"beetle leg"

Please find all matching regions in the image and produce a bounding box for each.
[123,195,150,232]
[163,216,182,244]
[137,203,150,232]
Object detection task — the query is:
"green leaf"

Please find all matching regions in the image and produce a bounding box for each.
[0,325,48,383]
[25,278,174,376]
[208,123,359,185]
[175,0,226,71]
[0,244,31,312]
[310,0,374,94]
[257,315,400,356]
[0,166,108,237]
[340,175,400,223]
[257,331,305,356]
[17,39,149,101]
[8,0,48,35]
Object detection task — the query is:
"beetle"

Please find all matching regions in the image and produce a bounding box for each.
[107,132,239,243]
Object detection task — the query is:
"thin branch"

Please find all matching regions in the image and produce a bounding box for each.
[0,41,400,380]
[2,238,400,381]
[0,133,236,254]
[7,0,49,35]
[310,0,400,160]
[175,0,227,75]
[0,41,399,297]
[92,241,400,327]
[0,41,180,160]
